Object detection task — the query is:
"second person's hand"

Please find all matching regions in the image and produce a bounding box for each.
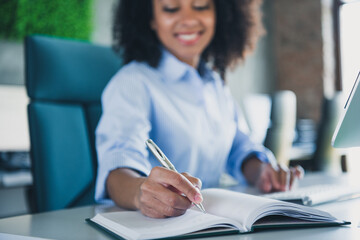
[256,163,304,193]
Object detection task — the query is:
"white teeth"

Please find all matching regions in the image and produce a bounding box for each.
[177,33,198,41]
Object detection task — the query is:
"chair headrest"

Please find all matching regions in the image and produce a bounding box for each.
[25,35,123,103]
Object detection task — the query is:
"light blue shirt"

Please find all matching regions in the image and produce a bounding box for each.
[95,49,275,202]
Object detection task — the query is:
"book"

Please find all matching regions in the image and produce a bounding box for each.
[87,188,349,240]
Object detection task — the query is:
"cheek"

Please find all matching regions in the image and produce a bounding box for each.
[204,15,216,35]
[154,18,175,37]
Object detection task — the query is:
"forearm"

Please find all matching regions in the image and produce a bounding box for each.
[106,168,146,210]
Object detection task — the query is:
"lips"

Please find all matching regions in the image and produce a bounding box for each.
[175,32,202,45]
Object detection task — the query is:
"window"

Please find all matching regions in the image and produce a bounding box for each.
[335,0,360,94]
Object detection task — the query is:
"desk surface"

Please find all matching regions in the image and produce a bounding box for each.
[1,173,360,240]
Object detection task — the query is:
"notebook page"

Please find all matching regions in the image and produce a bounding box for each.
[201,188,277,230]
[201,188,338,230]
[92,209,243,240]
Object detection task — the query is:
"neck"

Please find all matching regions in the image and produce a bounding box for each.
[181,56,200,68]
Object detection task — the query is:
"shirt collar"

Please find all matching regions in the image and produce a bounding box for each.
[157,48,214,83]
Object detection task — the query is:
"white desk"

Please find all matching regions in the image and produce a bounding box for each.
[1,173,360,240]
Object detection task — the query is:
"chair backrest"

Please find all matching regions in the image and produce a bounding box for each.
[25,35,122,212]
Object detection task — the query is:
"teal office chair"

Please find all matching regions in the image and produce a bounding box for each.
[25,35,122,212]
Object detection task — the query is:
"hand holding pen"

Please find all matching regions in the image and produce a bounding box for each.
[143,139,206,215]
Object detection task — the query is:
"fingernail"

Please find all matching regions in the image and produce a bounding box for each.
[194,193,203,203]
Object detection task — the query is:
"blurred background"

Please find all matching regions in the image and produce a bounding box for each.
[0,0,359,218]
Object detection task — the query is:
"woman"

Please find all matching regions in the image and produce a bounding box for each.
[95,0,303,218]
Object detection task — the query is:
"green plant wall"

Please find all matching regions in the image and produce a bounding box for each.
[0,0,94,41]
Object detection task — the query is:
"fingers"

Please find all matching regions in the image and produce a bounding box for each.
[149,167,203,204]
[140,192,188,218]
[275,164,305,191]
[257,163,305,193]
[266,165,281,190]
[182,172,202,190]
[141,177,192,208]
[277,164,290,191]
[256,164,278,193]
[294,165,305,178]
[257,173,272,193]
[139,182,190,218]
[138,167,202,218]
[289,165,304,188]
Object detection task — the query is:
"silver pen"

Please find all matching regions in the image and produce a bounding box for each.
[145,139,206,214]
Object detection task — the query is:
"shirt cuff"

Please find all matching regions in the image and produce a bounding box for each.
[229,147,276,185]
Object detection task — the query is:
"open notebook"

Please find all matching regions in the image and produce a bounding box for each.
[87,188,349,240]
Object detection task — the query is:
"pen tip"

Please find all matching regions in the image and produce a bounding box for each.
[196,203,206,214]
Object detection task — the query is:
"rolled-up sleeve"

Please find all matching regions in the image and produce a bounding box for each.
[95,65,152,202]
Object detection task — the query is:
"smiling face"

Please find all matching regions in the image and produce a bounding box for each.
[151,0,216,68]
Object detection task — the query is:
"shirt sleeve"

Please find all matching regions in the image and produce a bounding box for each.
[226,97,277,185]
[95,64,153,202]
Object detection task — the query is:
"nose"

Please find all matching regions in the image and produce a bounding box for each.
[179,8,199,27]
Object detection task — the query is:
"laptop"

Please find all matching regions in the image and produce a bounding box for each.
[332,71,360,148]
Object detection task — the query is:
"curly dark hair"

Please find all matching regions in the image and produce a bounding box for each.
[113,0,264,79]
